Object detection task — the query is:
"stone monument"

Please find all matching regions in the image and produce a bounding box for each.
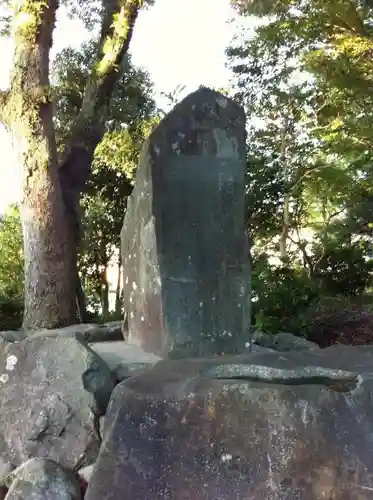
[121,87,250,358]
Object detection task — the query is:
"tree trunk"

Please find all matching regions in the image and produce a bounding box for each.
[19,168,77,329]
[76,271,88,323]
[5,0,77,330]
[280,192,290,262]
[279,120,290,263]
[101,267,110,317]
[2,0,143,329]
[115,251,122,316]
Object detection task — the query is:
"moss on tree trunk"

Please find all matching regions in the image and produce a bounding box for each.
[2,1,74,329]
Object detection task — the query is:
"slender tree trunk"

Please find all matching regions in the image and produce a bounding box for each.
[280,193,290,261]
[101,267,110,317]
[279,120,290,263]
[115,251,122,316]
[76,271,88,323]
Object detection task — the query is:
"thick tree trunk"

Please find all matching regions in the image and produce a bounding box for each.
[2,0,143,329]
[20,164,77,329]
[5,0,77,330]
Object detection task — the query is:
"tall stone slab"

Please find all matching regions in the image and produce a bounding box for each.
[121,87,250,358]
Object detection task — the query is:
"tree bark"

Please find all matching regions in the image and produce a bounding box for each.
[2,0,144,329]
[57,0,143,320]
[101,266,110,317]
[76,271,88,322]
[6,0,77,329]
[279,120,290,263]
[115,251,122,316]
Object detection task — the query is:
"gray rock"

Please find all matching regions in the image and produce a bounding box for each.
[252,331,320,351]
[0,336,115,469]
[121,87,250,359]
[24,321,123,343]
[78,464,95,484]
[89,342,162,382]
[86,345,373,499]
[0,331,25,343]
[99,416,106,440]
[0,458,13,487]
[5,458,81,499]
[238,343,275,354]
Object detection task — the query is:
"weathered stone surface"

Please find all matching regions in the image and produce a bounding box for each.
[25,321,123,343]
[0,337,115,469]
[237,343,275,354]
[4,459,81,499]
[121,87,250,359]
[0,331,25,343]
[252,331,320,351]
[78,464,95,485]
[89,341,162,382]
[87,345,373,499]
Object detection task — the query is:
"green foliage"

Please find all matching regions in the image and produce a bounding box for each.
[251,254,319,333]
[314,244,373,296]
[50,38,158,315]
[230,0,373,343]
[0,205,24,330]
[0,205,23,300]
[52,42,156,149]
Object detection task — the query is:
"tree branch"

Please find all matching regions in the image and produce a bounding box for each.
[60,0,143,185]
[0,90,10,125]
[57,0,144,283]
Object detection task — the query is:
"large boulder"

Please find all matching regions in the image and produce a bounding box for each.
[121,87,250,359]
[0,336,115,470]
[87,345,373,499]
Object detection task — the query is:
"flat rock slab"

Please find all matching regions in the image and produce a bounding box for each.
[252,331,320,351]
[89,342,162,381]
[0,337,115,470]
[87,345,373,499]
[0,322,124,344]
[121,87,250,358]
[24,321,123,343]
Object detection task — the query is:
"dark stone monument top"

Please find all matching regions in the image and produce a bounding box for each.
[121,87,250,358]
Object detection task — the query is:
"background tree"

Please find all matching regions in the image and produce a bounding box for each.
[0,206,24,330]
[229,0,373,336]
[51,40,158,318]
